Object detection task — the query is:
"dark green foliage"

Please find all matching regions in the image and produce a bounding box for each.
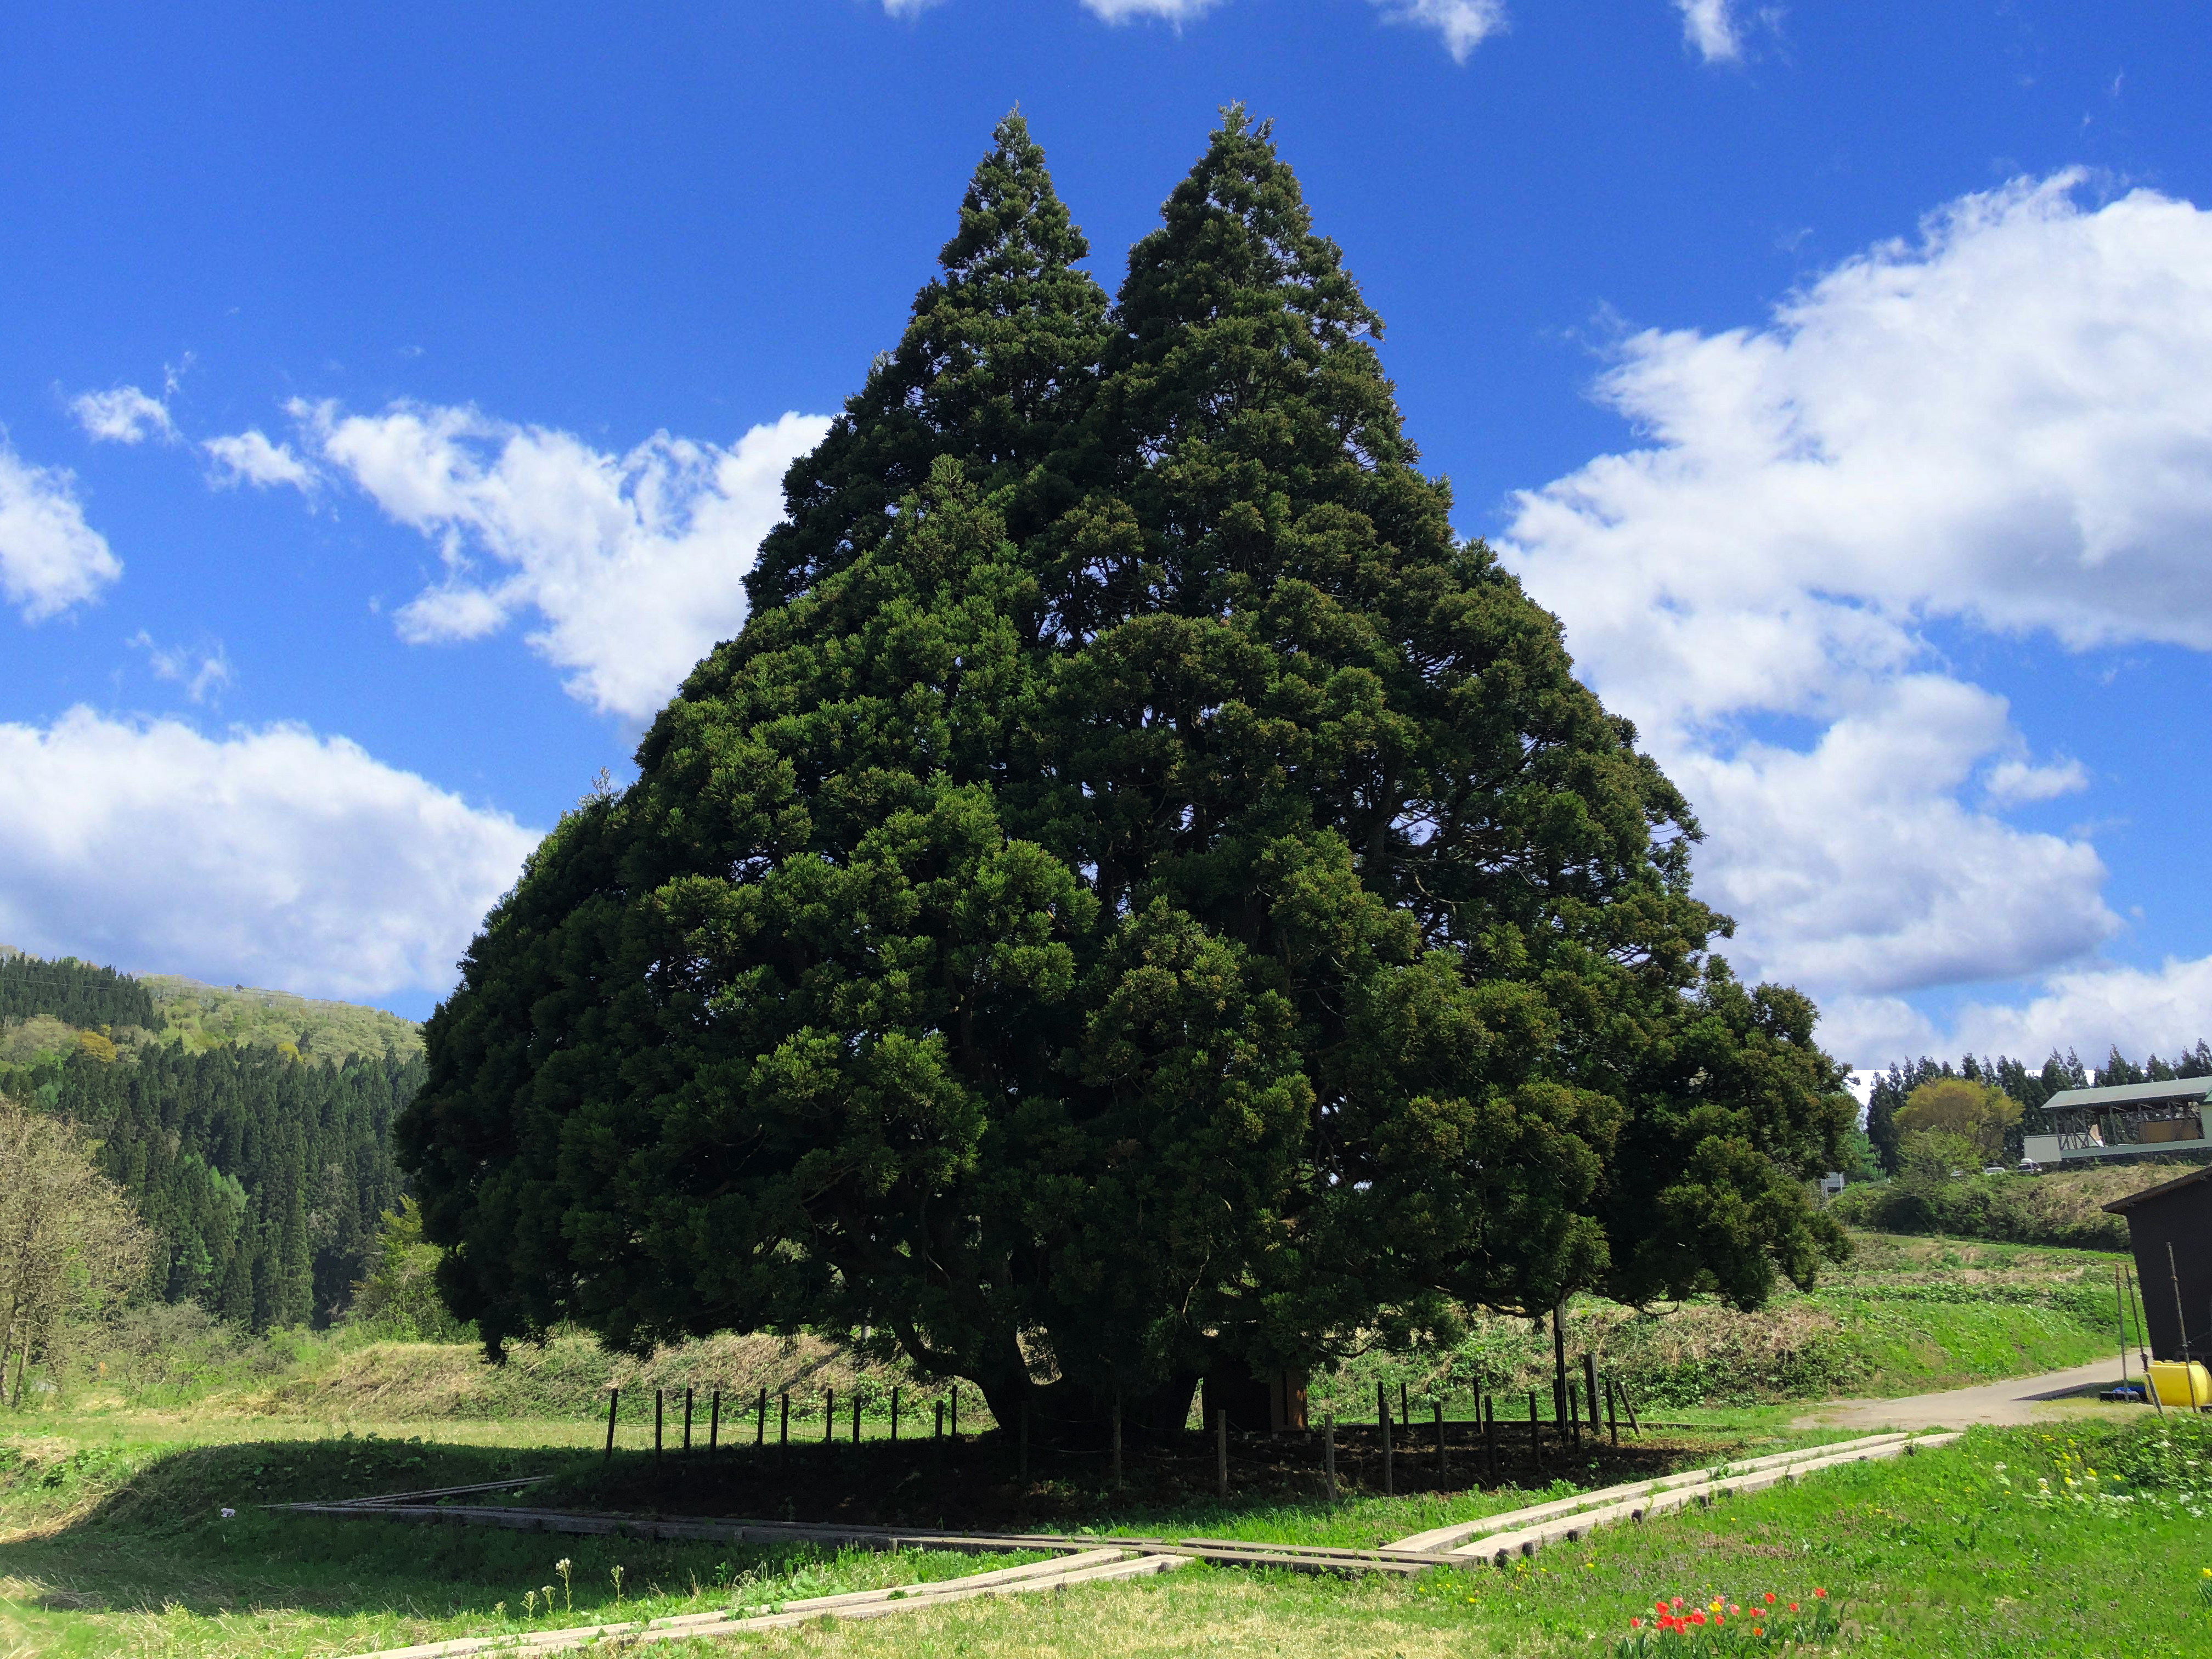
[404,111,1852,1432]
[0,952,154,1029]
[41,1042,419,1330]
[744,111,1108,612]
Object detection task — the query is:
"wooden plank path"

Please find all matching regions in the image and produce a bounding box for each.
[1384,1428,1958,1563]
[336,1547,1188,1659]
[274,1491,1447,1577]
[288,1426,1963,1658]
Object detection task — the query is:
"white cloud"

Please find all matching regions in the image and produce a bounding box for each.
[1079,0,1224,20]
[879,0,945,15]
[128,632,235,704]
[1674,0,1742,62]
[203,429,317,492]
[293,400,831,721]
[0,437,122,621]
[1673,676,2116,1000]
[1504,172,2212,1057]
[1370,0,1507,61]
[0,707,538,1002]
[71,385,177,446]
[1984,755,2088,806]
[1945,955,2212,1064]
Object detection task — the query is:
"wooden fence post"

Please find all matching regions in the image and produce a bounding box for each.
[1566,1383,1579,1452]
[1620,1383,1641,1438]
[851,1393,861,1444]
[935,1400,945,1440]
[951,1384,960,1439]
[1434,1399,1446,1481]
[891,1384,900,1442]
[1215,1408,1228,1500]
[1483,1395,1498,1485]
[1604,1377,1618,1447]
[1323,1411,1336,1504]
[1527,1390,1541,1471]
[755,1386,766,1446]
[604,1386,618,1465]
[709,1388,721,1459]
[1380,1398,1393,1497]
[654,1389,664,1466]
[779,1391,789,1448]
[1584,1354,1600,1438]
[1111,1388,1123,1489]
[682,1386,694,1453]
[823,1387,834,1443]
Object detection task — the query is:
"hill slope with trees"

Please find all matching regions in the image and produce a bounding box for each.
[0,946,419,1329]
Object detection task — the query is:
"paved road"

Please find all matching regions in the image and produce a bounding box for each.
[1791,1359,2134,1431]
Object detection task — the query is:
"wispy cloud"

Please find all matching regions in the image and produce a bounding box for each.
[1674,0,1743,63]
[128,631,234,704]
[203,429,317,492]
[0,436,122,621]
[291,399,831,720]
[1370,0,1507,62]
[70,384,177,446]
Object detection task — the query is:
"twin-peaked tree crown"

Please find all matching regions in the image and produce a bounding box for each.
[401,109,1850,1435]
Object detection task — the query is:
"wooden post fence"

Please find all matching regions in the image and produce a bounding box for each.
[682,1386,693,1453]
[1483,1395,1498,1485]
[1434,1399,1446,1481]
[1322,1411,1336,1503]
[1380,1398,1394,1497]
[708,1388,721,1459]
[1111,1389,1123,1489]
[1584,1353,1601,1438]
[654,1389,664,1466]
[823,1387,834,1443]
[604,1387,618,1465]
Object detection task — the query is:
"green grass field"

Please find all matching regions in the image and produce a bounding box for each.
[1,1414,2203,1657]
[2,1229,2197,1657]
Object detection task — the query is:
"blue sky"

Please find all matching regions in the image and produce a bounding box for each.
[3,1,2210,1071]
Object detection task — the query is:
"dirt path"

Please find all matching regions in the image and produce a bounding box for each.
[1791,1359,2132,1431]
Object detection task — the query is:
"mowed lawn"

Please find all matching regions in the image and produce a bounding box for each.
[1,1413,2204,1658]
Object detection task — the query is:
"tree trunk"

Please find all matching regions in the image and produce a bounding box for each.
[989,1371,1200,1448]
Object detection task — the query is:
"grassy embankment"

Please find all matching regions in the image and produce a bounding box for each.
[1829,1156,2204,1254]
[48,1229,2134,1450]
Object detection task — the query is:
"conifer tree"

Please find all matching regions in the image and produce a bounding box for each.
[744,111,1107,611]
[403,112,1851,1436]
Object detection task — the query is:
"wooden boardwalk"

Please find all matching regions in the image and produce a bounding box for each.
[296,1427,1957,1658]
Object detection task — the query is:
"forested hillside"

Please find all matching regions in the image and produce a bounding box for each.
[0,947,419,1329]
[0,951,154,1029]
[1863,1041,2212,1170]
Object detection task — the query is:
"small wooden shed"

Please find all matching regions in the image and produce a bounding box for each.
[2103,1163,2212,1363]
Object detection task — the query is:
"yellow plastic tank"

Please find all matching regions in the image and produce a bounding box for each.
[2147,1360,2211,1409]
